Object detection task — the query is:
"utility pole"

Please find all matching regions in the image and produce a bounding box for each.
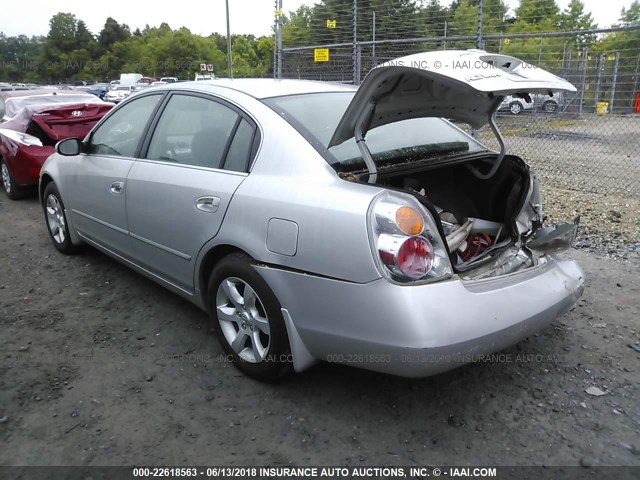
[476,0,485,50]
[352,0,358,85]
[610,51,620,114]
[372,11,376,65]
[538,38,543,66]
[471,0,484,140]
[273,0,278,78]
[277,0,283,78]
[579,47,588,115]
[443,21,447,50]
[225,0,233,78]
[633,54,640,105]
[594,53,604,106]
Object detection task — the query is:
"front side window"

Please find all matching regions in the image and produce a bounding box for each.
[146,94,246,170]
[86,94,162,157]
[264,92,486,172]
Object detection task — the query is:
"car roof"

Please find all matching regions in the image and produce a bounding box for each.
[167,78,356,99]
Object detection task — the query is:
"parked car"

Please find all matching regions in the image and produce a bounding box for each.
[104,85,134,103]
[532,92,563,113]
[137,76,157,85]
[0,90,113,199]
[40,50,584,380]
[87,83,109,100]
[499,95,533,115]
[128,84,154,97]
[160,77,178,83]
[0,85,31,92]
[499,92,563,115]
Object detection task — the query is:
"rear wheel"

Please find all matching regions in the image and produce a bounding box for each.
[43,182,78,254]
[208,253,293,381]
[1,158,25,200]
[509,101,523,115]
[543,101,558,113]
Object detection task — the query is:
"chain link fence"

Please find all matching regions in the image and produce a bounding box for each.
[281,31,640,203]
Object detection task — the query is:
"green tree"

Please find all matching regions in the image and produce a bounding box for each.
[282,5,313,47]
[256,36,274,75]
[41,13,97,81]
[448,0,507,49]
[514,0,559,25]
[0,34,43,82]
[97,17,131,55]
[558,0,597,48]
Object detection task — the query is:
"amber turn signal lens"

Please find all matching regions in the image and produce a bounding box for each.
[395,206,425,235]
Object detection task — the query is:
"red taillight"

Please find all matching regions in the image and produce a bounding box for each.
[370,191,452,283]
[396,237,434,279]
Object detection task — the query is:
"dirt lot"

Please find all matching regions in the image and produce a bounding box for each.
[1,195,639,468]
[482,114,640,198]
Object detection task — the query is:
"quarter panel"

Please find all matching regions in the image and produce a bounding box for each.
[191,88,383,286]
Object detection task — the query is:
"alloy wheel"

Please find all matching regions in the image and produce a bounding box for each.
[216,277,271,363]
[46,194,66,244]
[1,163,11,194]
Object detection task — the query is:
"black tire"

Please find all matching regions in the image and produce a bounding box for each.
[208,253,293,381]
[543,101,558,113]
[42,182,79,254]
[1,158,25,200]
[509,101,523,115]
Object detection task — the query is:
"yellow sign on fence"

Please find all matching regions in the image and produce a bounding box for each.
[326,19,337,28]
[314,48,330,63]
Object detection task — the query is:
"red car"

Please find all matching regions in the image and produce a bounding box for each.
[0,89,113,199]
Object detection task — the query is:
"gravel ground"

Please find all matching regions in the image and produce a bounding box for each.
[542,185,640,261]
[1,195,639,468]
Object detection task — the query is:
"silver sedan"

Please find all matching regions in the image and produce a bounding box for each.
[40,50,584,380]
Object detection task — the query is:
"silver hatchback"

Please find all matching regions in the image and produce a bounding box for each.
[41,50,584,380]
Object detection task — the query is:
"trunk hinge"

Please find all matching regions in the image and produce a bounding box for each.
[354,100,378,184]
[468,103,506,180]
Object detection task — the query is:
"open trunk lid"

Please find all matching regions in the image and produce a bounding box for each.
[328,49,576,149]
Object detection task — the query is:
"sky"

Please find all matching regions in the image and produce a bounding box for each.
[0,0,635,39]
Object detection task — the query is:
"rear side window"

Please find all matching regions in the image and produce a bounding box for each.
[86,94,162,157]
[224,118,254,172]
[145,93,255,172]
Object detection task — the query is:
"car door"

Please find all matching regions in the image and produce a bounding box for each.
[125,92,258,291]
[65,93,164,256]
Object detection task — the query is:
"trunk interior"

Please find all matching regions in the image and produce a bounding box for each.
[376,155,530,228]
[353,154,535,278]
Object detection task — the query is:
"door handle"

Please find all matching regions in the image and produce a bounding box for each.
[110,181,125,195]
[195,196,221,213]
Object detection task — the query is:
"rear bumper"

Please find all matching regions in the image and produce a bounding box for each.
[257,256,584,377]
[6,145,53,186]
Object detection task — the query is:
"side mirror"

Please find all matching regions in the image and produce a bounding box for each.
[56,138,82,156]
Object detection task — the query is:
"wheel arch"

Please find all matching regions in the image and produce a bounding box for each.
[39,173,54,204]
[198,243,252,306]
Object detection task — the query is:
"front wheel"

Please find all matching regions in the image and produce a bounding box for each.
[208,253,293,381]
[543,101,558,113]
[1,158,25,200]
[509,101,523,115]
[43,182,78,254]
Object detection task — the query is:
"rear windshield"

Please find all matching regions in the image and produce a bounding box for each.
[264,92,485,172]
